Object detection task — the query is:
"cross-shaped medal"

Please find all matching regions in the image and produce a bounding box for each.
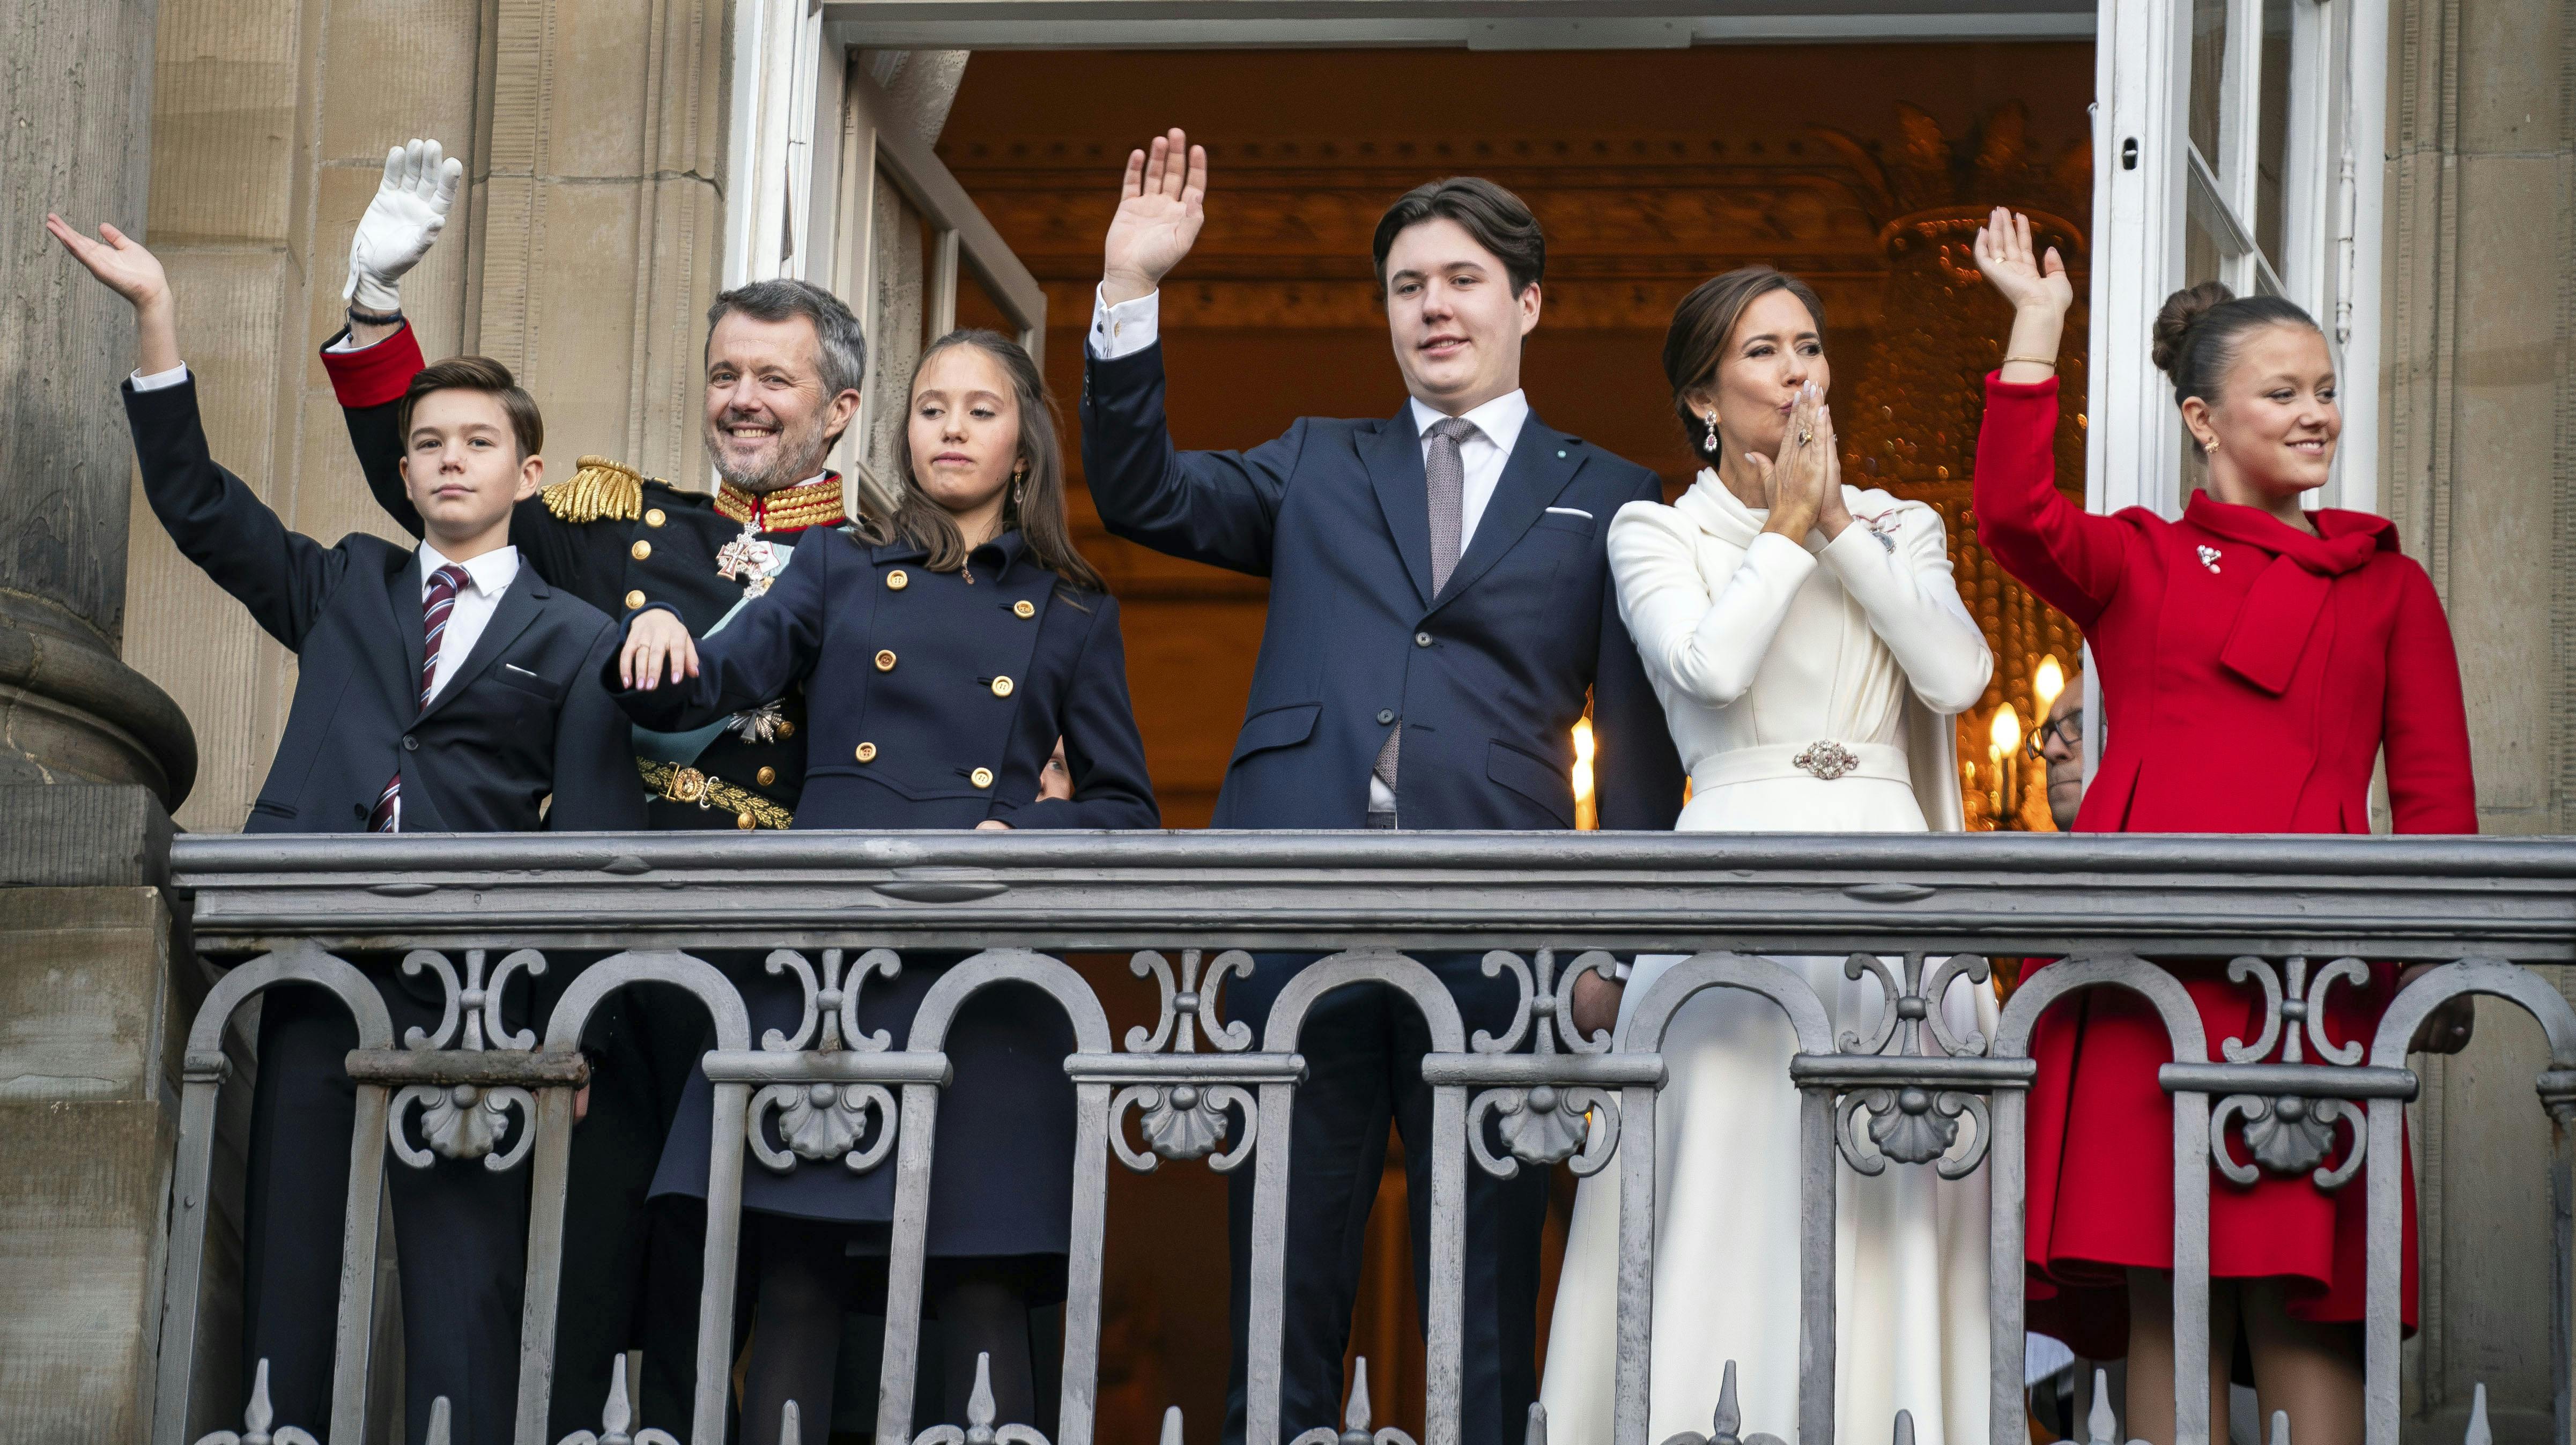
[715,521,778,597]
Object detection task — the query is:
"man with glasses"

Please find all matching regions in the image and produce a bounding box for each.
[2030,677,2086,832]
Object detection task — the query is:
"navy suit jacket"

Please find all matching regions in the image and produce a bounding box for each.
[125,378,646,835]
[610,527,1159,832]
[1080,343,1684,831]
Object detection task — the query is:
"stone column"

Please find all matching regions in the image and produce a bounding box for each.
[0,0,196,810]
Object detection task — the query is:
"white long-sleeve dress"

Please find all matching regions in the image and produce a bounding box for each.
[1539,475,1998,1445]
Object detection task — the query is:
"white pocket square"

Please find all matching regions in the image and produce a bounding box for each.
[1545,506,1593,520]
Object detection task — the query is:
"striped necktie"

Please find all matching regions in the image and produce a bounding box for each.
[369,562,471,833]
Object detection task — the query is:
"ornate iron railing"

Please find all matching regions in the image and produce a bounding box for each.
[161,831,2576,1445]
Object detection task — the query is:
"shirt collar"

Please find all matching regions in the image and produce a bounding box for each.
[1409,389,1530,460]
[417,540,520,597]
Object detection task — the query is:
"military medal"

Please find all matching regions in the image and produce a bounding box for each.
[715,521,780,597]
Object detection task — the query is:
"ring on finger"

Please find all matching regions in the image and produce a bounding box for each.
[1795,425,1815,447]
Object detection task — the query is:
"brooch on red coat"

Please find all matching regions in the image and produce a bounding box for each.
[2197,544,2224,573]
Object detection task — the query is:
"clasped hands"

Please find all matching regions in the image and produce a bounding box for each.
[1745,381,1850,543]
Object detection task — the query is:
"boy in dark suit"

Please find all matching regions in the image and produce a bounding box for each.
[51,211,643,1443]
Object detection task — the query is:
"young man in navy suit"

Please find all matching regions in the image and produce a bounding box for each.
[52,213,643,1444]
[1079,134,1686,1443]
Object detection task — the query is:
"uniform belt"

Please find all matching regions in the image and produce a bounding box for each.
[1690,740,1911,792]
[636,757,795,830]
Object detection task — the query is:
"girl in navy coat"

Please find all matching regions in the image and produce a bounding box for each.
[616,329,1158,1435]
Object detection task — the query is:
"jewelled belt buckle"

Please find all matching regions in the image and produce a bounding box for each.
[662,766,708,804]
[1792,740,1858,781]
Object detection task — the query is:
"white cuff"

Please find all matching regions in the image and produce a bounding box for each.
[1087,285,1160,360]
[130,363,191,392]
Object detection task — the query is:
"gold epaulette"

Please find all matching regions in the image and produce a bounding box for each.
[541,455,648,524]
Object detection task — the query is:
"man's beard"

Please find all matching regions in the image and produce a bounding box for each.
[706,406,833,495]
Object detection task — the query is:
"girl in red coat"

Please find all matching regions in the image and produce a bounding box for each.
[1968,209,2478,1445]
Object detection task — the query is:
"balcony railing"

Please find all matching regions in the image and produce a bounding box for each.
[161,831,2576,1445]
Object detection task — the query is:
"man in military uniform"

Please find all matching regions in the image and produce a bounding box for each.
[316,138,867,1429]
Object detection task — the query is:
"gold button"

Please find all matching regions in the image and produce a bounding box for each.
[990,676,1015,698]
[775,719,794,738]
[631,540,652,561]
[645,508,667,528]
[624,590,646,610]
[875,649,897,672]
[1013,599,1035,619]
[855,742,877,762]
[887,569,909,590]
[756,766,777,786]
[735,812,755,831]
[970,766,994,789]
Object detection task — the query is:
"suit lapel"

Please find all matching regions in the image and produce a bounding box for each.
[417,569,548,724]
[390,550,428,707]
[1434,415,1579,607]
[1361,406,1434,606]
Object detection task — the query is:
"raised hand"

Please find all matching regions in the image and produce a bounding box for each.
[48,214,180,375]
[48,214,168,309]
[345,138,464,313]
[1102,129,1207,305]
[1972,206,2071,314]
[1973,206,2071,383]
[618,610,700,691]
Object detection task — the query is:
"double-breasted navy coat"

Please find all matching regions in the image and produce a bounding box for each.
[612,523,1158,1258]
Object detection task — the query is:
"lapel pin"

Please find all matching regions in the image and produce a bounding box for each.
[2197,544,2223,573]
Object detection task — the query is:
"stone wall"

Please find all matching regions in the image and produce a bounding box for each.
[0,788,182,1440]
[127,0,730,833]
[2379,0,2576,1434]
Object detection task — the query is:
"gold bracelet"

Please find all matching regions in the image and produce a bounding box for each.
[2003,355,2059,369]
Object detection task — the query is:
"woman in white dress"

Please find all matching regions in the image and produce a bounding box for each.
[1541,268,1998,1445]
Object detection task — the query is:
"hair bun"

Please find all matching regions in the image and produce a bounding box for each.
[2151,281,2235,382]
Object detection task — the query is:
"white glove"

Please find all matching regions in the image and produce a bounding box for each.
[343,138,463,314]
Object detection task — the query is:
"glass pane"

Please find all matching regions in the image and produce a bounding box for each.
[2188,0,2229,166]
[955,255,1017,337]
[860,165,929,490]
[2185,151,2231,288]
[2254,0,2292,262]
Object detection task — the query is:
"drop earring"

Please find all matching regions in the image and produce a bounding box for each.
[1703,410,1720,453]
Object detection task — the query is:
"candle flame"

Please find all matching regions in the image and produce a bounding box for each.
[1571,716,1598,830]
[1989,701,2023,756]
[2033,655,2066,710]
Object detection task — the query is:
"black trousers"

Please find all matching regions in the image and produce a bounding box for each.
[242,966,530,1445]
[1221,953,1550,1445]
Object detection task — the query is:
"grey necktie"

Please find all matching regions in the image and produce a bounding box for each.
[1373,415,1480,799]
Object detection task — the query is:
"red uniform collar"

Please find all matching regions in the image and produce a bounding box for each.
[715,473,845,535]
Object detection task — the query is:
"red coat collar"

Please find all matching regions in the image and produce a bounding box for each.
[2185,490,2395,575]
[2186,492,2397,696]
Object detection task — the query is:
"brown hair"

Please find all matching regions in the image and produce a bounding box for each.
[1371,177,1546,297]
[2151,281,2325,456]
[397,355,544,459]
[856,329,1107,595]
[1662,266,1828,465]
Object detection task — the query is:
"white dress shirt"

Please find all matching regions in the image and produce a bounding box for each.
[416,540,521,706]
[1089,288,1531,817]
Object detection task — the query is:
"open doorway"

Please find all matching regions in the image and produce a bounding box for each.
[875,41,2096,1443]
[932,45,2098,831]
